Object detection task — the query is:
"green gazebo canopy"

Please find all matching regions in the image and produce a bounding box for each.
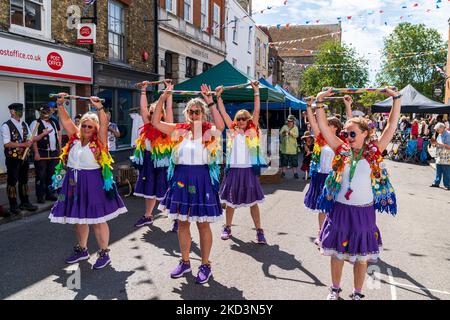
[171,60,285,103]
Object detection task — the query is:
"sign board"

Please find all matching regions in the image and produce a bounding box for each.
[0,33,92,84]
[77,23,96,44]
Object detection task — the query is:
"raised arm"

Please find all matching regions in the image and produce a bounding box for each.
[343,95,353,120]
[164,80,174,123]
[201,84,225,132]
[151,87,177,135]
[89,97,108,146]
[139,83,150,124]
[375,88,402,152]
[315,89,344,151]
[251,81,260,126]
[56,93,78,138]
[215,86,233,129]
[305,97,320,137]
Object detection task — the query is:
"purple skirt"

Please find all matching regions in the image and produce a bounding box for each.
[319,202,382,264]
[134,151,169,200]
[49,168,127,225]
[219,167,265,208]
[304,171,328,213]
[158,165,223,223]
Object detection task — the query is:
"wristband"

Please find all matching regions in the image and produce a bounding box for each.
[207,102,215,108]
[393,94,402,100]
[254,92,260,96]
[97,106,105,112]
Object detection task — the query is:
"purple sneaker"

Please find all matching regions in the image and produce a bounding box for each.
[195,264,212,284]
[65,245,89,264]
[171,220,178,233]
[135,215,153,227]
[170,260,191,278]
[256,229,267,244]
[93,249,111,270]
[221,226,231,240]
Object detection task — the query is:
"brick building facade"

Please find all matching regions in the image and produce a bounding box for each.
[0,0,158,162]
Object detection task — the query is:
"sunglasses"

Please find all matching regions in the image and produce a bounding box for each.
[236,117,248,122]
[342,131,357,139]
[188,109,201,115]
[81,124,94,129]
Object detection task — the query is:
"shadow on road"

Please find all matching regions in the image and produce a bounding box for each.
[141,221,203,261]
[171,275,245,300]
[53,263,135,300]
[374,259,441,300]
[229,236,326,287]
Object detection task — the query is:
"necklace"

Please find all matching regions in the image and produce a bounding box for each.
[345,147,364,200]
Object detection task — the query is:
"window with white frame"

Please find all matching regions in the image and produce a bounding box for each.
[256,38,261,64]
[108,1,125,62]
[247,27,252,52]
[232,17,238,43]
[184,0,193,23]
[9,0,51,38]
[213,4,220,38]
[201,0,208,30]
[166,0,175,13]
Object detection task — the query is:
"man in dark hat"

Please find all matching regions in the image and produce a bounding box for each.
[30,104,61,203]
[1,103,42,216]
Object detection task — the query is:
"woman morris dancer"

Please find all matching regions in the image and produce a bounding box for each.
[314,88,401,300]
[49,93,127,269]
[133,80,176,230]
[216,81,268,244]
[304,96,352,245]
[152,84,225,284]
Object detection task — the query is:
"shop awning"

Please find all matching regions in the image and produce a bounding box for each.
[171,60,285,103]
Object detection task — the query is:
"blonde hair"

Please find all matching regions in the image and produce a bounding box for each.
[79,112,100,137]
[346,116,374,142]
[148,102,166,119]
[233,109,252,122]
[183,98,208,121]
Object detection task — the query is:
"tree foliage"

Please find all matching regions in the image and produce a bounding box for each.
[377,22,447,98]
[299,40,369,97]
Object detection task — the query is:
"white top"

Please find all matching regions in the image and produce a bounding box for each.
[175,136,208,165]
[1,118,31,144]
[230,133,252,168]
[336,160,374,206]
[107,122,120,151]
[319,145,334,174]
[130,113,144,147]
[67,140,101,170]
[30,120,58,151]
[145,139,151,151]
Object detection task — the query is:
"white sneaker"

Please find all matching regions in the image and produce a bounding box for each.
[326,287,342,300]
[349,292,365,300]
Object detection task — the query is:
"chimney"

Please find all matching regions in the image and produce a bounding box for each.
[445,18,450,104]
[237,0,252,15]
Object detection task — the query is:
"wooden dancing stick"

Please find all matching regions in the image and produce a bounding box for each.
[321,87,398,94]
[21,122,40,161]
[49,94,105,103]
[305,96,345,102]
[157,82,254,96]
[38,157,60,160]
[136,79,172,88]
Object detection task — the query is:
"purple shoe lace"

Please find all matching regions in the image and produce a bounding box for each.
[221,226,231,240]
[195,264,212,284]
[256,229,267,244]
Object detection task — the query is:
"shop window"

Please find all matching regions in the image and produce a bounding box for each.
[24,83,71,125]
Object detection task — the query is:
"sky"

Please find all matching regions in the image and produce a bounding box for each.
[252,0,450,84]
